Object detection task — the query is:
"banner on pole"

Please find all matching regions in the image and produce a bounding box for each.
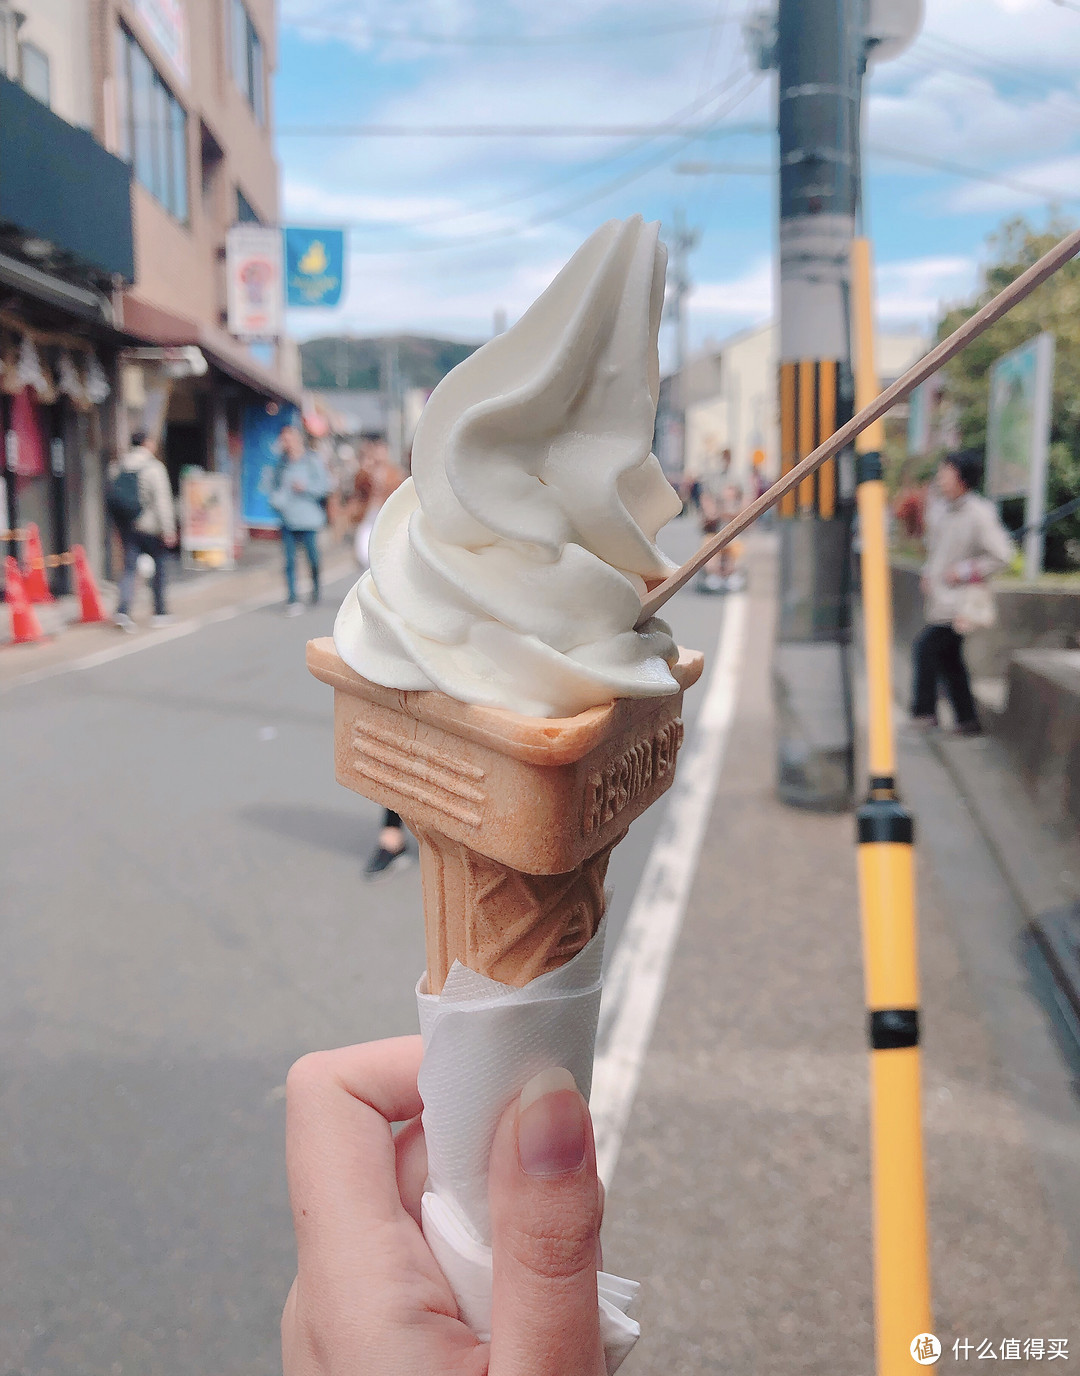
[283,228,345,308]
[226,226,284,339]
[986,333,1054,500]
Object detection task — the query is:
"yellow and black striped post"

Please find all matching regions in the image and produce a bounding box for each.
[778,357,841,521]
[850,236,934,1372]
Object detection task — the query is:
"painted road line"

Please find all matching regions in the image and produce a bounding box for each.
[0,568,358,693]
[590,592,748,1187]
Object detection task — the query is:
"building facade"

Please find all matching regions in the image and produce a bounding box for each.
[90,0,298,556]
[0,0,133,586]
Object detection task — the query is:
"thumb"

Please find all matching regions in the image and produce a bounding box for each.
[488,1068,605,1376]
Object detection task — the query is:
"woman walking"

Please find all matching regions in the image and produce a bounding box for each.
[912,450,1014,735]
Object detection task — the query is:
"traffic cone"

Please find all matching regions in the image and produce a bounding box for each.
[71,545,107,624]
[4,556,45,645]
[21,523,54,603]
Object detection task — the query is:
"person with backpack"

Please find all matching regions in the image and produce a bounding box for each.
[264,425,331,616]
[107,431,177,632]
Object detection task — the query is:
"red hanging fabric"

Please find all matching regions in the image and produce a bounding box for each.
[11,387,46,480]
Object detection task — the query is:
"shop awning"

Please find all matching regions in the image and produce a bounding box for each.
[120,295,302,408]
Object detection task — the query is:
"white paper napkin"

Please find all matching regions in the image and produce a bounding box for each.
[416,920,640,1373]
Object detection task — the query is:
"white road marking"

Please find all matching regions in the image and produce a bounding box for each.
[590,592,748,1187]
[1,565,357,693]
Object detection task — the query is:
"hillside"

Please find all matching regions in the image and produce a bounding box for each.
[300,334,481,392]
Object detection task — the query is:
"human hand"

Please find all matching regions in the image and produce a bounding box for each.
[282,1037,606,1376]
[292,479,306,493]
[163,533,178,549]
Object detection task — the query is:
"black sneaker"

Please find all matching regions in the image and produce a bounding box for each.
[364,844,414,882]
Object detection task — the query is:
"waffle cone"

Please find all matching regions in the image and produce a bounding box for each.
[307,638,704,992]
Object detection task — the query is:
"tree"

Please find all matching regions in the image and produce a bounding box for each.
[934,216,1080,570]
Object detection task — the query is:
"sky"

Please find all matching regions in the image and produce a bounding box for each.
[274,0,1080,362]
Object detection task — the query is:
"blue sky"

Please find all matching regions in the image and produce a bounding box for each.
[274,0,1080,359]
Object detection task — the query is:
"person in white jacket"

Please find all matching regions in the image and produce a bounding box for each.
[107,432,178,631]
[912,450,1014,735]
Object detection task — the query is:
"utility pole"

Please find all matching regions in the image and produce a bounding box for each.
[769,0,864,810]
[667,209,700,482]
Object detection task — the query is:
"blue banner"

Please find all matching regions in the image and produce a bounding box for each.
[241,402,299,527]
[283,227,345,308]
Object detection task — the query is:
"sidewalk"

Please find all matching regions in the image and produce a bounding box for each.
[604,542,1080,1374]
[0,535,356,691]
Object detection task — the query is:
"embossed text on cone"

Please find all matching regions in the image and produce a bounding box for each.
[307,637,703,992]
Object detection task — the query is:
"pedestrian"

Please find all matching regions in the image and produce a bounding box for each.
[265,425,331,617]
[282,1037,608,1376]
[365,807,413,880]
[911,449,1014,735]
[352,436,406,570]
[107,430,177,632]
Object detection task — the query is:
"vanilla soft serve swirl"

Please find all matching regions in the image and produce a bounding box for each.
[333,216,684,718]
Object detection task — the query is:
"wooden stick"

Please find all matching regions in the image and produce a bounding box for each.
[638,224,1080,626]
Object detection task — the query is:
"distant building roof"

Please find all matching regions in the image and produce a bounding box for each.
[309,389,387,435]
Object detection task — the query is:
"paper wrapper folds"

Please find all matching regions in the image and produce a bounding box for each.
[307,638,704,1371]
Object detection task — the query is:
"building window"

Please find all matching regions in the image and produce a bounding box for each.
[235,188,262,224]
[20,42,50,106]
[115,25,189,223]
[230,0,265,125]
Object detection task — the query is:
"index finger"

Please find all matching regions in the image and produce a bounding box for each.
[285,1036,424,1250]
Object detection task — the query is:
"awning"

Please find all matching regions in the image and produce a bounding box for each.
[120,295,302,408]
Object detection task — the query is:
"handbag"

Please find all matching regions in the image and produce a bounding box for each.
[953,581,996,633]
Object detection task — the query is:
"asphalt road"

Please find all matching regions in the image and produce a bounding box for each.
[1,512,727,1376]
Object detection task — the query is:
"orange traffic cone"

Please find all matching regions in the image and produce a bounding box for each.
[4,556,45,645]
[21,523,54,603]
[72,545,107,624]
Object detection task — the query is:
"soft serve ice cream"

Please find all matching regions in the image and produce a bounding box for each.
[333,215,684,718]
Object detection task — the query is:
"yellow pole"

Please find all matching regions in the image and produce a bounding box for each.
[850,236,934,1372]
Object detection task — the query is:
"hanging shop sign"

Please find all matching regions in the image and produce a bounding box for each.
[226,226,284,340]
[283,227,346,308]
[180,469,235,570]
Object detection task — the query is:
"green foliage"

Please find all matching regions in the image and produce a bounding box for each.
[299,334,480,392]
[934,216,1080,569]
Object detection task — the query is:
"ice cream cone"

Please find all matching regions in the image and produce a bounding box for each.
[307,636,704,993]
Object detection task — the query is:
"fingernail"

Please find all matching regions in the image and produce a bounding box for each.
[517,1068,588,1178]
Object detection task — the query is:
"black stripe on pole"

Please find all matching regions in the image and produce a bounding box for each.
[855,451,884,484]
[869,1008,920,1049]
[857,797,914,844]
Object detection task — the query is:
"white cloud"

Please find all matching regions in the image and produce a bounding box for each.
[690,258,773,320]
[942,154,1080,214]
[874,254,978,326]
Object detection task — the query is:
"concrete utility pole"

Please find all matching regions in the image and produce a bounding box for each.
[770,0,864,810]
[666,209,700,481]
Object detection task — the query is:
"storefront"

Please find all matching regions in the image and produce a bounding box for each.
[118,296,302,559]
[0,317,117,593]
[0,71,134,591]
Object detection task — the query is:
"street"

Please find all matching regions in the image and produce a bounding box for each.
[5,520,1080,1375]
[0,517,726,1375]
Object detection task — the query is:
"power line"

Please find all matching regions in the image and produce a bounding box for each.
[332,77,765,255]
[374,71,757,233]
[277,120,771,138]
[281,15,725,45]
[870,142,1080,203]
